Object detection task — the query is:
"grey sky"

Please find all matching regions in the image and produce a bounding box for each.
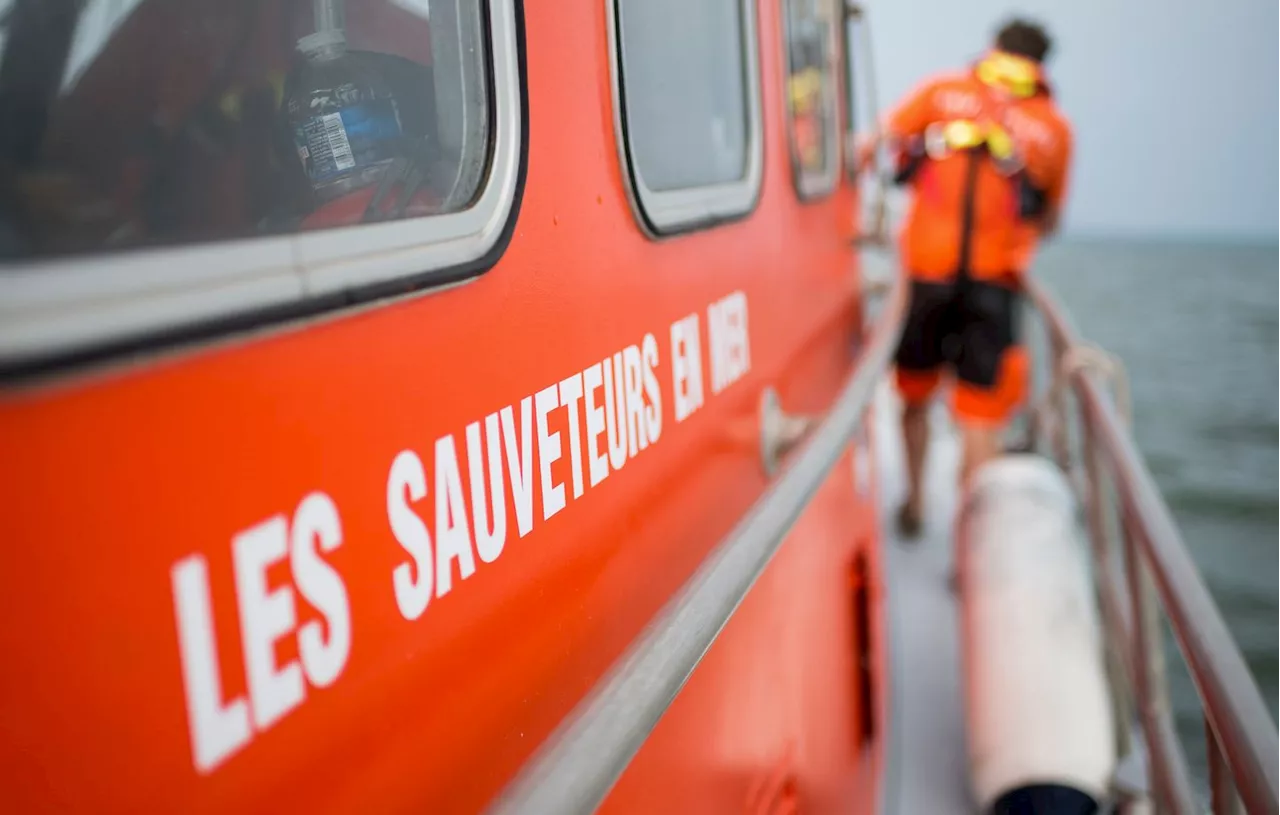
[860,0,1279,241]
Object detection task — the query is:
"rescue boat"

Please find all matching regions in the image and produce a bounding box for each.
[0,1,1273,813]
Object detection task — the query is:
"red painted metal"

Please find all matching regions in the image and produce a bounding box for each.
[0,1,884,812]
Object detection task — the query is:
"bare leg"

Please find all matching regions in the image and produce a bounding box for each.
[949,421,1004,593]
[959,421,1003,486]
[898,401,929,535]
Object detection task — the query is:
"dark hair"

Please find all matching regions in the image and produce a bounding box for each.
[995,18,1052,63]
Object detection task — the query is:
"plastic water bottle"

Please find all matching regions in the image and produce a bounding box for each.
[282,28,406,206]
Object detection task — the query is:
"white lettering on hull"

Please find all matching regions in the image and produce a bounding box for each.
[670,312,705,422]
[708,291,751,394]
[169,291,754,774]
[173,492,352,774]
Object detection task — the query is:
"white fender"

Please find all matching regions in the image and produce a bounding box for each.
[959,454,1116,812]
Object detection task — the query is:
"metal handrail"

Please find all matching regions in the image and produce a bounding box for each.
[1025,277,1280,814]
[487,277,908,815]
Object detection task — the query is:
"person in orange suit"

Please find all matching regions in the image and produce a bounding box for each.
[856,19,1073,535]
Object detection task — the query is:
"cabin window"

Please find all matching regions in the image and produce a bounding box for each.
[782,0,840,198]
[611,0,763,235]
[0,0,522,369]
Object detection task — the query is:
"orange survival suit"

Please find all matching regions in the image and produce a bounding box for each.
[886,51,1073,423]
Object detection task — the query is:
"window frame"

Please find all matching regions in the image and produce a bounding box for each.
[607,0,765,237]
[0,0,525,373]
[840,0,864,181]
[780,0,842,201]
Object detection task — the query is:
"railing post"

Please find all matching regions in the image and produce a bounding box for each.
[1081,426,1133,765]
[1049,337,1071,470]
[1124,527,1161,808]
[1123,520,1198,814]
[1026,315,1051,454]
[1207,717,1245,815]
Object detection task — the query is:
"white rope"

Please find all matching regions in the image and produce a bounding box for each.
[1059,342,1131,426]
[1027,339,1131,510]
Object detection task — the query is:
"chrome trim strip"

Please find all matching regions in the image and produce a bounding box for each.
[607,0,765,236]
[487,277,908,815]
[0,0,522,366]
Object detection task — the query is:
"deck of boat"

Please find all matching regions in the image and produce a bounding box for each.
[873,380,975,815]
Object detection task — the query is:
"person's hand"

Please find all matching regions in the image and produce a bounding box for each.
[985,122,1019,158]
[983,120,1026,175]
[849,131,879,173]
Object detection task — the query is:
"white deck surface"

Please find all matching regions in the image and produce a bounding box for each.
[873,380,975,815]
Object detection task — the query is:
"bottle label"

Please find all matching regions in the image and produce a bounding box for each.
[294,98,402,184]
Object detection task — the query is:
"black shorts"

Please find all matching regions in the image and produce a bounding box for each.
[894,277,1020,388]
